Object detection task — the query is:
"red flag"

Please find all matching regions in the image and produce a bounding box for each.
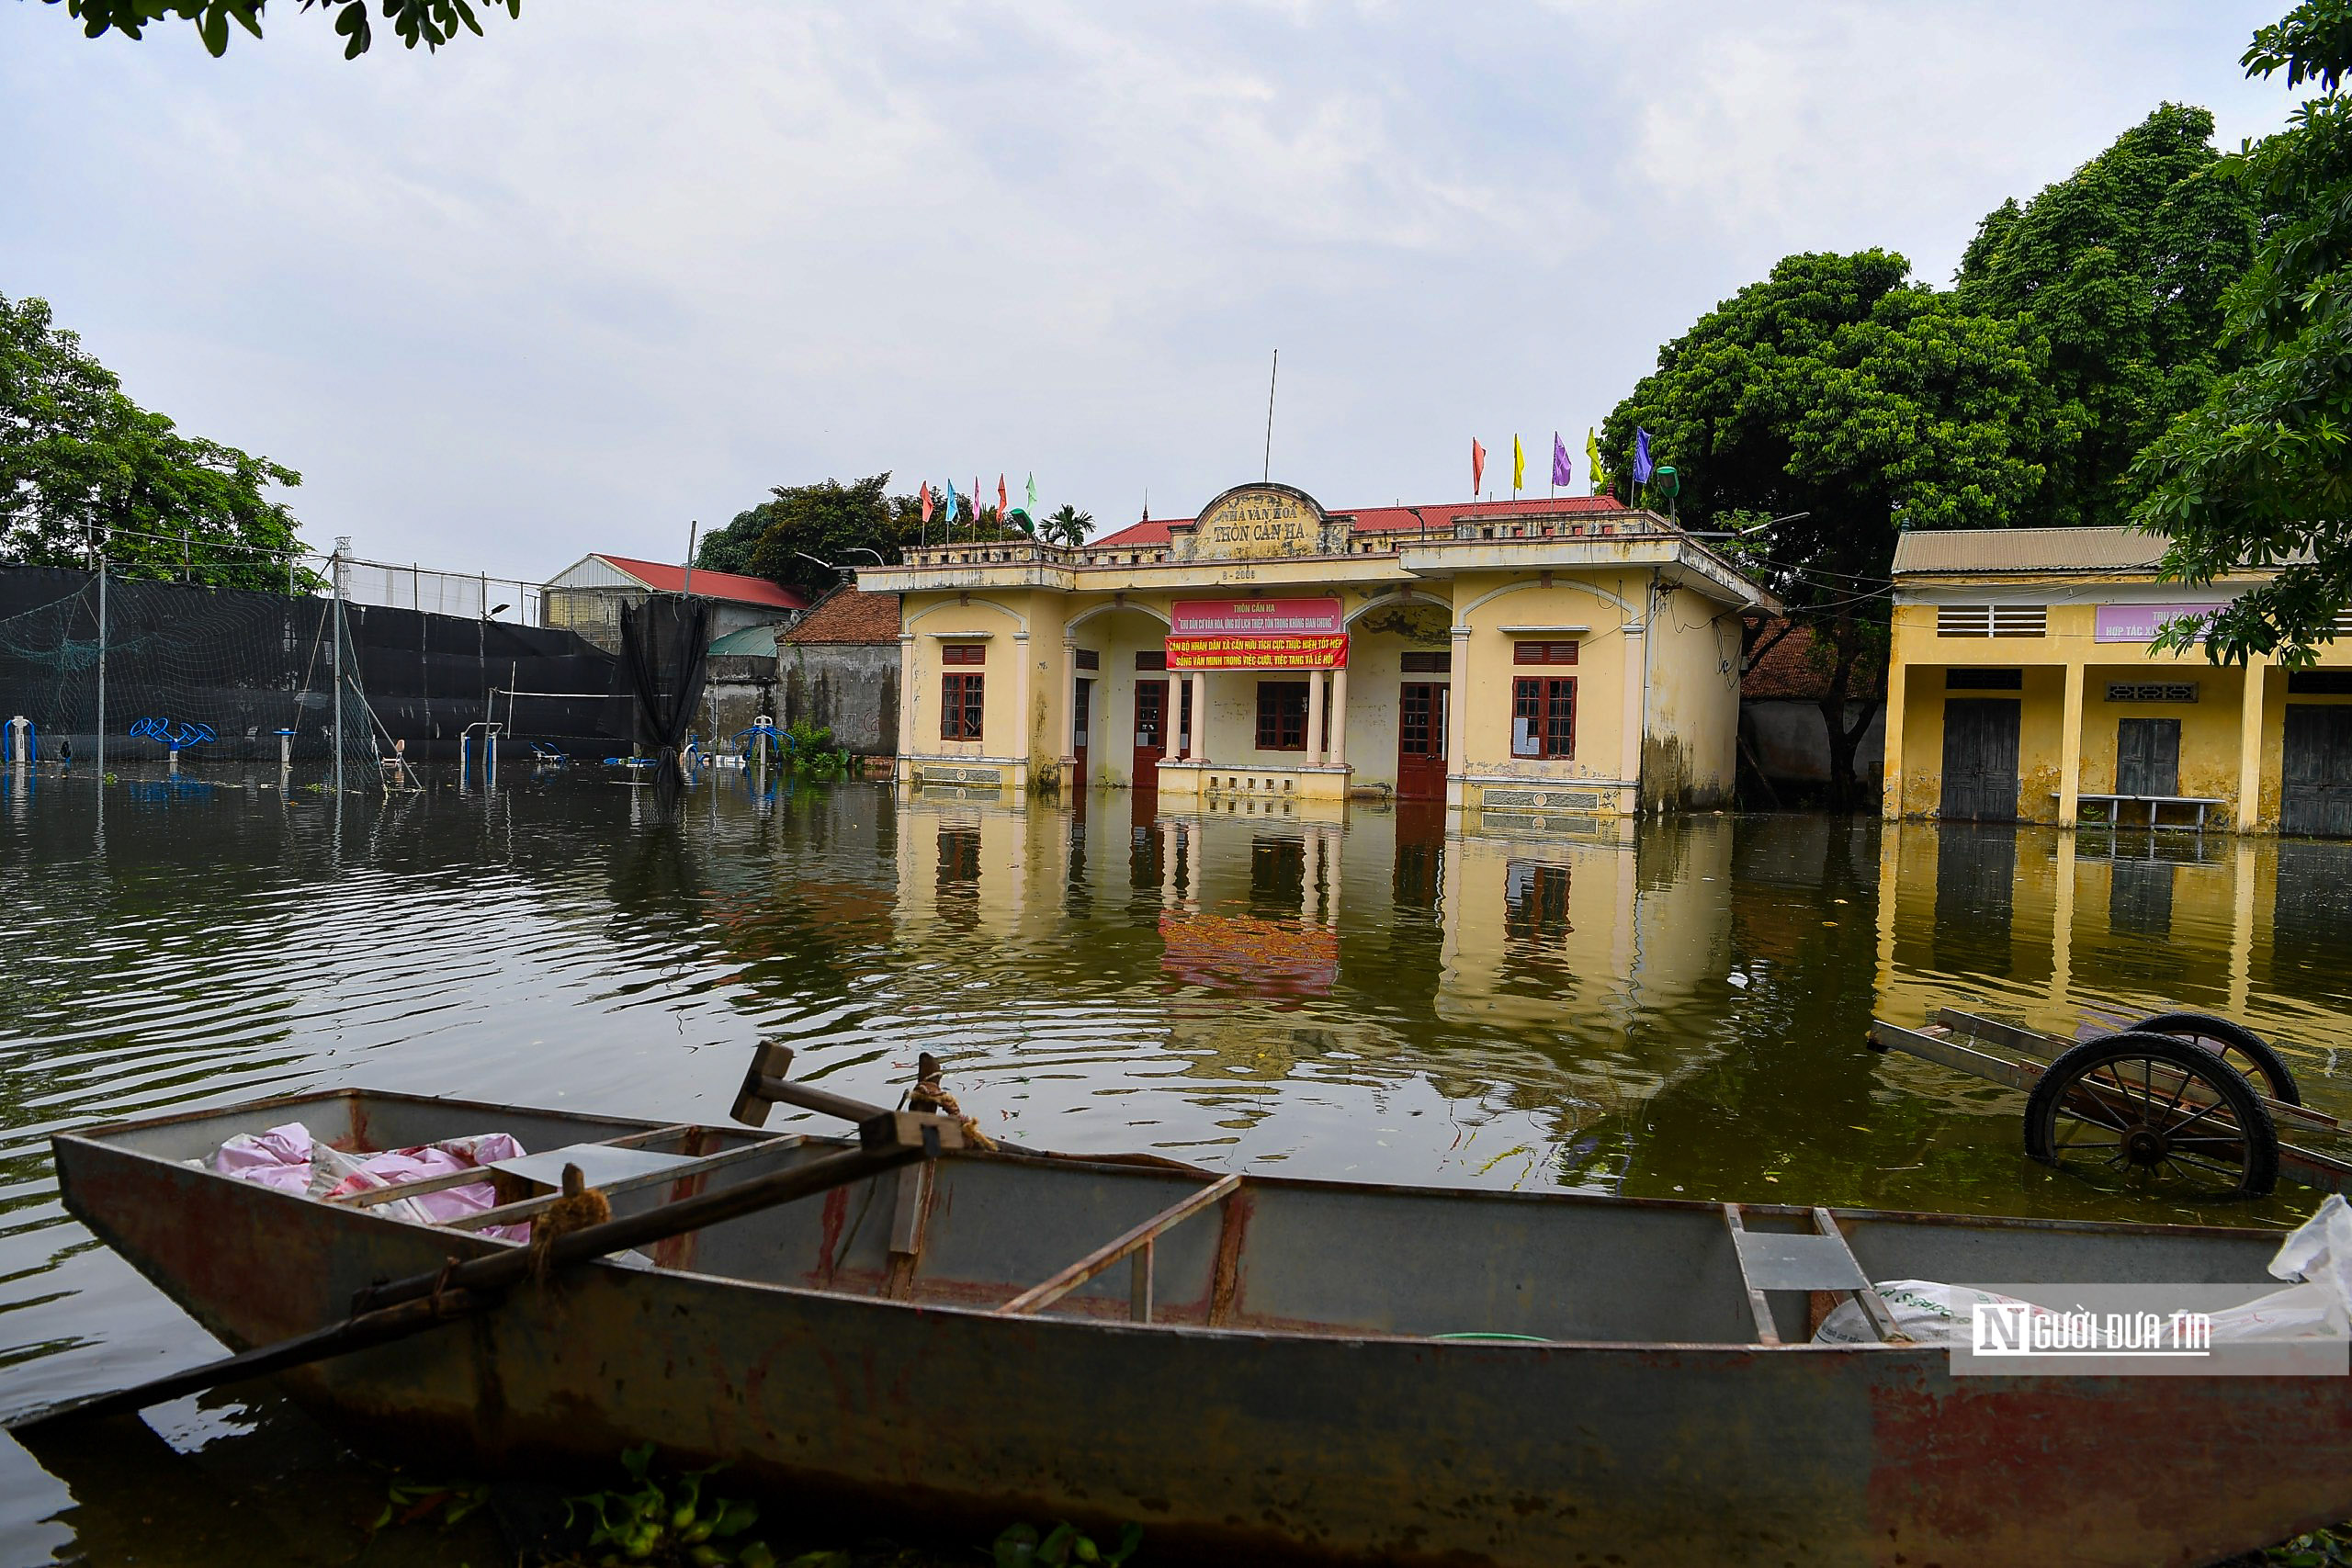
[1472,439,1487,496]
[920,482,934,525]
[998,474,1008,516]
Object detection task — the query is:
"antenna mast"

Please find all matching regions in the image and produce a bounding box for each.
[1262,349,1278,482]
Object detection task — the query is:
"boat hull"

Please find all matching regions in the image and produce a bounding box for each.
[45,1092,2352,1567]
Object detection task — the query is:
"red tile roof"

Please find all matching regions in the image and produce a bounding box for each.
[1091,494,1630,549]
[783,583,902,645]
[1741,619,1887,700]
[597,554,809,611]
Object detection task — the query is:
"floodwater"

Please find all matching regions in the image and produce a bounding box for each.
[5,771,2352,1562]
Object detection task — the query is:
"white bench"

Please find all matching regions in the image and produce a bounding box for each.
[2054,792,2226,830]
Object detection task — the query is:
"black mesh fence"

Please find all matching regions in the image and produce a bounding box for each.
[0,566,628,777]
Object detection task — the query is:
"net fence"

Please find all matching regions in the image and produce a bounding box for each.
[0,569,385,786]
[334,557,542,624]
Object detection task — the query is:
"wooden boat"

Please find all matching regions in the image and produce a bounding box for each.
[40,1087,2352,1567]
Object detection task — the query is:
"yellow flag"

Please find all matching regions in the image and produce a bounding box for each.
[1586,428,1608,491]
[1512,434,1525,491]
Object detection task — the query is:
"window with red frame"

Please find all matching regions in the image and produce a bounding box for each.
[940,672,984,739]
[1255,682,1308,750]
[1510,677,1575,758]
[942,643,986,665]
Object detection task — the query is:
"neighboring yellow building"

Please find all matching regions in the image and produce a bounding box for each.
[858,482,1776,817]
[1883,527,2352,833]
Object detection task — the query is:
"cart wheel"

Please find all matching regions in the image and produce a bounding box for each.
[2132,1011,2301,1105]
[2024,1031,2279,1200]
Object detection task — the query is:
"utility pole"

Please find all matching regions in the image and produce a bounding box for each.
[331,538,347,797]
[96,550,107,780]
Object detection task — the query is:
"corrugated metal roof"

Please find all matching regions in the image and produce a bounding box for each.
[1890,527,2168,576]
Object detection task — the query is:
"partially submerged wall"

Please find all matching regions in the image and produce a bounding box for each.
[777,642,899,755]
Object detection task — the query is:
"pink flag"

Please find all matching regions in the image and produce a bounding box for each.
[1471,439,1487,496]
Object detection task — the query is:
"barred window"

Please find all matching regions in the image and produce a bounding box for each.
[1938,604,2046,637]
[940,672,984,739]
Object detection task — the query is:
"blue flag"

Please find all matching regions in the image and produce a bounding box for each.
[1633,427,1656,486]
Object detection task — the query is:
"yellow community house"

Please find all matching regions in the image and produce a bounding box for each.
[1884,526,2352,835]
[860,482,1777,814]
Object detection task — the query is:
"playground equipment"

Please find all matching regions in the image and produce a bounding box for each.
[5,715,33,765]
[128,716,216,772]
[459,721,503,784]
[735,715,788,791]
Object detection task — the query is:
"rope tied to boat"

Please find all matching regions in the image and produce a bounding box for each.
[528,1162,613,1282]
[910,1053,996,1153]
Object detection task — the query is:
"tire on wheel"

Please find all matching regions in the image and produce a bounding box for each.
[2024,1030,2280,1200]
[2134,1010,2301,1106]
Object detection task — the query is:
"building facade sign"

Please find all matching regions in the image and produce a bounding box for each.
[1190,485,1320,560]
[2094,603,2224,643]
[1166,597,1348,670]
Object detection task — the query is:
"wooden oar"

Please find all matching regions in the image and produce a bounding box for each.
[10,1111,955,1434]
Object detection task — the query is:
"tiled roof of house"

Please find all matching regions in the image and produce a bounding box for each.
[782,583,902,645]
[1091,494,1632,549]
[597,554,809,610]
[1742,619,1886,701]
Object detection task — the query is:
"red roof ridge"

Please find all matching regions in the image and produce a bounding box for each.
[595,553,808,610]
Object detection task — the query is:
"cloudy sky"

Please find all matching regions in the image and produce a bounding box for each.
[0,0,2301,584]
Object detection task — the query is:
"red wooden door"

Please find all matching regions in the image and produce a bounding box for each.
[1133,679,1169,785]
[1397,682,1448,800]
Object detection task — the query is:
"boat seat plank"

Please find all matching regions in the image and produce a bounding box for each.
[326,1123,695,1210]
[1720,1205,1781,1347]
[1812,1208,1906,1344]
[439,1135,803,1232]
[998,1173,1242,1318]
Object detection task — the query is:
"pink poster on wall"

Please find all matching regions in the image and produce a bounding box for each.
[2093,603,2224,643]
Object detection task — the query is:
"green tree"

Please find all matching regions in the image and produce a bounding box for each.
[1956,104,2258,529]
[1600,251,2051,807]
[1041,503,1094,547]
[0,293,316,593]
[2132,0,2352,664]
[47,0,516,60]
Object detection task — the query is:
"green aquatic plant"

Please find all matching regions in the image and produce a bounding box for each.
[990,1520,1143,1568]
[370,1476,491,1531]
[782,719,848,782]
[2270,1521,2352,1565]
[562,1443,773,1566]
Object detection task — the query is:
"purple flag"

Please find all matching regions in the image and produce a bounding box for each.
[1633,427,1656,485]
[1550,432,1573,488]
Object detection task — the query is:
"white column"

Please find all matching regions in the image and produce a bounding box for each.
[1189,671,1207,761]
[1445,626,1470,808]
[1058,637,1079,761]
[1306,664,1326,765]
[1329,664,1349,769]
[896,633,917,773]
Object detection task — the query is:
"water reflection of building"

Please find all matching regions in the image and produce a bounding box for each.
[885,786,1739,1126]
[1874,823,2352,1081]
